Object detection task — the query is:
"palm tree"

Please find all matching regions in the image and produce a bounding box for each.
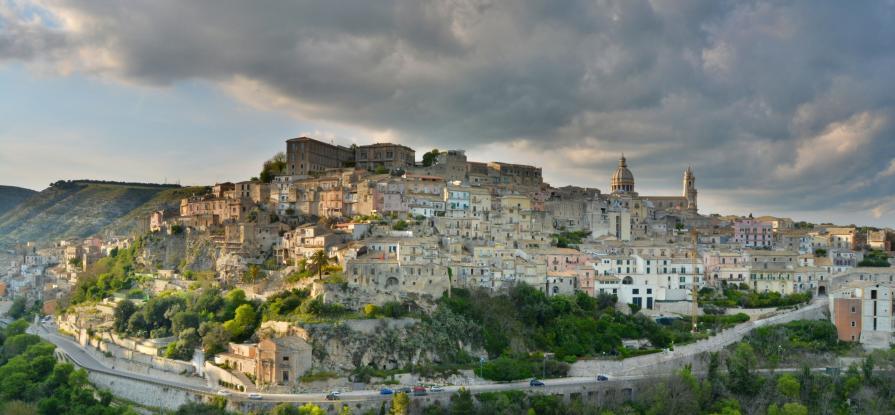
[311,249,331,280]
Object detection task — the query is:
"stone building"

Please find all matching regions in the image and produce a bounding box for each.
[355,143,416,171]
[215,336,313,386]
[286,137,355,176]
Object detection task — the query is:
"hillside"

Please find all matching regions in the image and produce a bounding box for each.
[0,181,206,245]
[0,185,37,216]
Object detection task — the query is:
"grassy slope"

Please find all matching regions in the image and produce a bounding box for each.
[0,185,38,217]
[0,183,206,244]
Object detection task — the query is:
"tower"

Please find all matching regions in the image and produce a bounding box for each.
[683,166,697,213]
[610,155,635,194]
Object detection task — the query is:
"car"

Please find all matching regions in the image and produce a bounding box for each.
[596,375,609,382]
[379,388,394,395]
[529,379,545,387]
[216,390,232,397]
[412,386,428,396]
[429,386,445,393]
[247,393,262,400]
[397,387,412,394]
[326,393,340,401]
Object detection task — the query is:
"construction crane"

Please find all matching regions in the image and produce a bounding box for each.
[690,229,700,334]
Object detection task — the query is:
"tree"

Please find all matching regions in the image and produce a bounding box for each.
[242,265,265,284]
[127,312,148,337]
[389,392,410,415]
[6,297,27,319]
[298,403,326,415]
[422,149,440,167]
[270,403,300,415]
[392,220,409,231]
[223,304,257,340]
[338,405,354,415]
[113,300,137,333]
[199,322,231,355]
[260,152,287,183]
[776,374,801,400]
[450,388,475,415]
[768,403,808,415]
[727,343,759,394]
[171,311,201,335]
[2,401,38,415]
[311,250,331,280]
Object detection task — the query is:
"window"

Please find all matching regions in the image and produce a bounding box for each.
[851,321,856,327]
[851,306,856,313]
[283,356,289,361]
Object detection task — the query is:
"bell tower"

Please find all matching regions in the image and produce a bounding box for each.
[683,166,697,213]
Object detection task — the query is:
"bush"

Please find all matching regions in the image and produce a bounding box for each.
[481,356,533,381]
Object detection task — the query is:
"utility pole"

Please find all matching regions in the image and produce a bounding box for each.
[690,229,699,334]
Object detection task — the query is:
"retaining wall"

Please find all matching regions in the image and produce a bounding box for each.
[571,300,828,377]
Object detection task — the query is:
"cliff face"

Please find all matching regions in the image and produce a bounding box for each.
[0,181,205,245]
[137,231,217,272]
[301,309,484,376]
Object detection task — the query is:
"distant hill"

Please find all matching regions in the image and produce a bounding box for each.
[0,181,207,245]
[0,185,38,216]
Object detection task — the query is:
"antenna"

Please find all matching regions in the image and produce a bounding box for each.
[690,229,699,334]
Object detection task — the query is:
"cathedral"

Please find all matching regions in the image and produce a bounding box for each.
[608,155,698,216]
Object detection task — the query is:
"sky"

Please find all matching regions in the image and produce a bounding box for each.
[1,0,894,227]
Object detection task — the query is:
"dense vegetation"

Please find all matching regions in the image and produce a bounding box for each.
[743,320,852,367]
[109,287,262,359]
[439,285,697,379]
[0,320,137,415]
[552,230,590,248]
[259,152,287,183]
[700,287,811,309]
[71,241,143,304]
[858,249,891,267]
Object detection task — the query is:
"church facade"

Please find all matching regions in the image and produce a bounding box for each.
[608,155,698,216]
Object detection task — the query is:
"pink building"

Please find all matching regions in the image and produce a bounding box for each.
[733,216,774,248]
[542,248,589,273]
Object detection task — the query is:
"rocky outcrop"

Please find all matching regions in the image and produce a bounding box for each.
[138,231,216,272]
[301,309,484,376]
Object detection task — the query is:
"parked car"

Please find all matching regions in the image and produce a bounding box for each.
[429,386,445,393]
[379,388,394,395]
[216,390,231,397]
[397,387,412,394]
[412,386,428,396]
[326,392,340,401]
[529,379,545,387]
[247,393,262,400]
[596,375,610,382]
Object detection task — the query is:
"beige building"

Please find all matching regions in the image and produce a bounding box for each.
[215,336,312,386]
[355,143,416,171]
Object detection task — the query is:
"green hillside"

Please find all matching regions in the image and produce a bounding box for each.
[0,181,206,245]
[0,185,37,216]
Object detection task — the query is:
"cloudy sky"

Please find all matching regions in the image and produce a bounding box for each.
[1,0,894,226]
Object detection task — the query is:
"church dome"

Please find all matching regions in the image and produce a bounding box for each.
[611,155,635,193]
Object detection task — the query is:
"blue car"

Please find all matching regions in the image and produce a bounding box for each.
[529,379,545,387]
[380,388,394,395]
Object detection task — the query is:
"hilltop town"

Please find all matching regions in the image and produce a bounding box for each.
[2,136,893,413]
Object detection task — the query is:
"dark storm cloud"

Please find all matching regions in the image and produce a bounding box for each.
[2,0,895,223]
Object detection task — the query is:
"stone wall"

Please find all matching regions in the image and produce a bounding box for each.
[87,371,205,411]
